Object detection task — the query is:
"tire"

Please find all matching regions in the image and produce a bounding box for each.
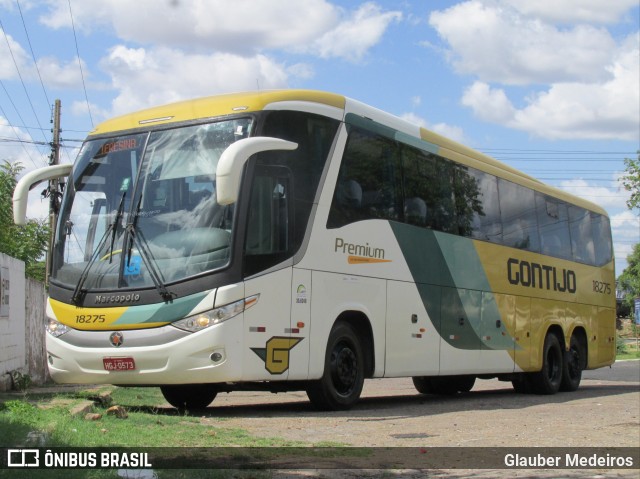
[530,333,563,395]
[511,374,533,394]
[412,376,435,394]
[160,384,218,411]
[306,322,365,411]
[560,335,583,392]
[413,375,475,395]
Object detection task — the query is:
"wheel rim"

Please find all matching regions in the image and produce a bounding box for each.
[330,341,358,396]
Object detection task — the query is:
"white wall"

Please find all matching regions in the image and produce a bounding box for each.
[0,253,26,390]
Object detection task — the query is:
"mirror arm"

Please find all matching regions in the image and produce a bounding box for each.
[13,164,73,225]
[216,137,297,205]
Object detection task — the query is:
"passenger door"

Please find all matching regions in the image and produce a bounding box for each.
[242,166,297,381]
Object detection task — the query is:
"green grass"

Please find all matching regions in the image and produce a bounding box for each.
[0,387,325,478]
[617,345,640,360]
[0,386,365,479]
[0,386,307,448]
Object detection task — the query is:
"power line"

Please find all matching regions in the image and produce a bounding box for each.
[16,0,51,110]
[0,16,49,147]
[0,102,39,168]
[67,0,94,128]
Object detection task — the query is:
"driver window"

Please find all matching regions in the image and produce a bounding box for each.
[244,165,293,277]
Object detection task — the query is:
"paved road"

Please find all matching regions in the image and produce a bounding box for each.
[583,359,640,382]
[201,360,639,478]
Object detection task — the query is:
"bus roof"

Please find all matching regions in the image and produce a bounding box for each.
[89,90,346,136]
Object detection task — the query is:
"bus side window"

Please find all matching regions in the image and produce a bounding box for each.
[499,179,540,252]
[536,193,572,260]
[467,168,502,243]
[591,212,613,266]
[244,165,293,277]
[568,205,595,264]
[327,128,400,228]
[454,165,487,239]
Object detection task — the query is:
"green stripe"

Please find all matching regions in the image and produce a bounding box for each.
[114,291,210,325]
[390,222,514,351]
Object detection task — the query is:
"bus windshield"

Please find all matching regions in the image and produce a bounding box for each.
[52,118,252,294]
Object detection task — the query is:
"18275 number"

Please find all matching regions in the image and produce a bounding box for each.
[592,281,611,294]
[76,314,106,324]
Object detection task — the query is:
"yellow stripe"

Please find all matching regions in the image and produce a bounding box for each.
[49,298,169,331]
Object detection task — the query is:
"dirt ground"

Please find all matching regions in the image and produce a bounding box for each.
[190,360,639,478]
[199,362,639,448]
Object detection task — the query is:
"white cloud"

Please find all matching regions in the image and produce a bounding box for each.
[70,100,108,123]
[429,1,616,84]
[400,112,466,143]
[611,210,640,232]
[101,46,293,116]
[461,82,515,124]
[430,1,639,141]
[42,0,337,53]
[610,209,639,275]
[286,63,315,81]
[36,56,85,89]
[461,33,639,141]
[41,0,400,62]
[0,31,30,80]
[504,0,639,24]
[559,178,629,209]
[0,118,48,166]
[309,2,402,61]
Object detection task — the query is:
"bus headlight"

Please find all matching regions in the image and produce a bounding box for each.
[172,294,259,333]
[46,318,71,338]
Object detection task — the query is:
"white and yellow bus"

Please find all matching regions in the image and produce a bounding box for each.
[13,90,615,410]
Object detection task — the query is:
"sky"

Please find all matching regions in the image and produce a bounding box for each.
[0,0,638,277]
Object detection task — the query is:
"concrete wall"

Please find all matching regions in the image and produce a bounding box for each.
[0,253,48,391]
[26,277,49,385]
[0,253,26,390]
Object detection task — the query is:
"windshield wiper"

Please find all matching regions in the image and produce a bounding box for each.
[124,196,175,302]
[72,191,126,304]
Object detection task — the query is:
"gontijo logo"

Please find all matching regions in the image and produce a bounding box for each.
[334,238,391,264]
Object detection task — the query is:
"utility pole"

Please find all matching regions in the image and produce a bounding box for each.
[46,99,62,285]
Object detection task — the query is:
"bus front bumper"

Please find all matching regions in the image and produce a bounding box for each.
[45,318,244,385]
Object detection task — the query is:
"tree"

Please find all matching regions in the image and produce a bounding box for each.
[618,243,640,310]
[0,160,50,282]
[621,152,640,211]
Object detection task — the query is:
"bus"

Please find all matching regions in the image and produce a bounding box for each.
[13,90,616,410]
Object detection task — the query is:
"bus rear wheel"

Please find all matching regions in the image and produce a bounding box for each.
[306,322,364,411]
[530,333,563,395]
[160,384,218,411]
[560,335,584,392]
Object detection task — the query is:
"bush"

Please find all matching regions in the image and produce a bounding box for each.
[616,335,627,355]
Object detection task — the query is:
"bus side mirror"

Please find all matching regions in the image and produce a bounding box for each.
[216,137,297,205]
[12,164,73,225]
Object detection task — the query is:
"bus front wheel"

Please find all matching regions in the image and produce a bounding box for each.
[160,384,217,411]
[306,322,365,411]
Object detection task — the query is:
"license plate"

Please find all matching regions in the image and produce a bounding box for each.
[103,357,136,371]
